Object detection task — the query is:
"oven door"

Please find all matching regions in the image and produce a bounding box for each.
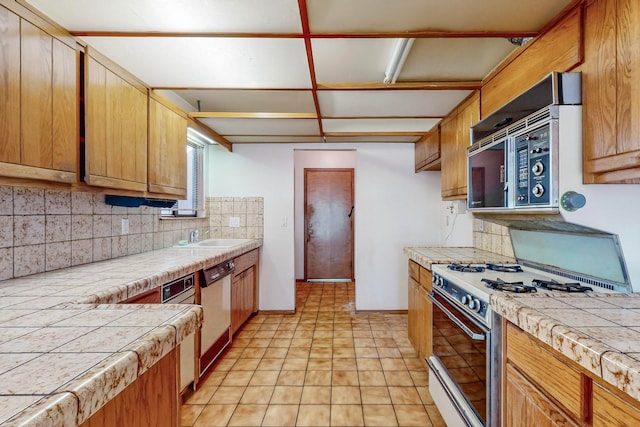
[427,291,490,426]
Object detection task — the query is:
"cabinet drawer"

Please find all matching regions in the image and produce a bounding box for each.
[506,323,582,419]
[234,248,259,274]
[409,260,420,282]
[419,266,432,291]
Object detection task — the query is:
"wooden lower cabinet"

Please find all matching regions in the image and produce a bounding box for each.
[407,260,432,364]
[505,322,640,426]
[120,288,160,304]
[80,348,178,427]
[231,249,260,335]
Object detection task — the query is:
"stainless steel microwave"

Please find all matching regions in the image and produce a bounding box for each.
[467,109,559,212]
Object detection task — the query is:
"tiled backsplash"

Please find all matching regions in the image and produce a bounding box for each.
[207,197,264,239]
[0,186,208,280]
[473,218,515,258]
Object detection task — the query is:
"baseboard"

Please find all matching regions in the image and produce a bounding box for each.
[354,309,408,315]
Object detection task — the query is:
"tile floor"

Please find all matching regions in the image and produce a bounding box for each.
[181,281,446,426]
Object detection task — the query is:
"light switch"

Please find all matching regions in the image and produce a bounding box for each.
[229,217,240,227]
[121,218,129,234]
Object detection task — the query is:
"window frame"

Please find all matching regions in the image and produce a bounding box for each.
[160,139,205,218]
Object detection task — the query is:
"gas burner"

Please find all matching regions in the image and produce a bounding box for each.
[448,263,485,273]
[482,278,537,293]
[486,263,524,273]
[532,279,593,293]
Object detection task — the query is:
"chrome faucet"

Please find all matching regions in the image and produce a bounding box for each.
[189,229,199,243]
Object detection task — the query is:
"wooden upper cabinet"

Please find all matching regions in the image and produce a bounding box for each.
[415,126,440,172]
[583,0,640,183]
[148,96,187,198]
[0,4,78,184]
[440,91,479,200]
[84,48,148,192]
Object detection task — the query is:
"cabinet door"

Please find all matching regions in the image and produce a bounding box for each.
[455,93,479,196]
[415,127,440,172]
[0,6,77,184]
[148,97,187,198]
[584,0,640,183]
[592,381,640,426]
[505,363,579,427]
[407,277,419,351]
[417,285,432,360]
[231,267,255,335]
[85,53,147,192]
[440,114,459,198]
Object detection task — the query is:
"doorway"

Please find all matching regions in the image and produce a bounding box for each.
[304,168,354,281]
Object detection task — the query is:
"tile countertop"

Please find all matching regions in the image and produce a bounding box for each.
[0,239,262,426]
[492,292,640,402]
[403,246,515,269]
[405,246,640,403]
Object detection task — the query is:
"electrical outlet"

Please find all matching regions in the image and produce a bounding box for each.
[229,217,240,228]
[121,218,129,235]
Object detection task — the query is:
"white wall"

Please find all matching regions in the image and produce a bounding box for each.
[293,150,357,279]
[206,143,444,311]
[558,106,640,291]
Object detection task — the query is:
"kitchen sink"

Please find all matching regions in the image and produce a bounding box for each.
[176,238,252,248]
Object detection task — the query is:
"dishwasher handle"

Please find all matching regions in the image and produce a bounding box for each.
[200,260,235,288]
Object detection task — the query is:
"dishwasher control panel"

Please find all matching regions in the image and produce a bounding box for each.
[161,273,195,303]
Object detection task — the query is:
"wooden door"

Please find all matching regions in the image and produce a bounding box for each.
[304,168,354,281]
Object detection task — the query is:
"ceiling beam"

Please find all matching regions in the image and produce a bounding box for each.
[298,0,324,136]
[317,81,482,90]
[190,112,317,119]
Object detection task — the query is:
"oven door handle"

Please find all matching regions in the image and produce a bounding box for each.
[429,294,486,341]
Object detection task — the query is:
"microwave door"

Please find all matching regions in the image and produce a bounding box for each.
[469,141,507,209]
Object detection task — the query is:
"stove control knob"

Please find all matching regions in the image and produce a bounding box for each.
[461,295,470,305]
[432,275,437,285]
[532,183,545,198]
[532,161,544,176]
[470,298,482,312]
[436,276,444,287]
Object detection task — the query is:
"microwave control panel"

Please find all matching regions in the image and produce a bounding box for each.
[515,124,551,206]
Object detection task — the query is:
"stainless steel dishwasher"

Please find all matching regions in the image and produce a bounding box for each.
[161,273,196,392]
[199,260,234,377]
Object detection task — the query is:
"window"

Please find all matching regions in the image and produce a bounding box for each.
[161,140,205,217]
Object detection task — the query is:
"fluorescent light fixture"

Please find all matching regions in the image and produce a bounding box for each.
[383,38,415,84]
[187,126,218,146]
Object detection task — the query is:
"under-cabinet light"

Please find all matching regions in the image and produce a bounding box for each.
[383,38,415,85]
[187,127,218,146]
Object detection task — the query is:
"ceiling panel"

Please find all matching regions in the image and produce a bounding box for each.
[312,39,395,83]
[227,136,323,144]
[199,118,320,135]
[318,90,471,117]
[174,90,316,113]
[400,38,518,81]
[323,118,439,133]
[25,0,302,32]
[82,37,311,88]
[326,136,421,143]
[307,0,575,32]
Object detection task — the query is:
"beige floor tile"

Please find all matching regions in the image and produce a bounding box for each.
[354,338,376,347]
[239,385,274,404]
[333,337,355,348]
[384,370,414,386]
[231,358,260,371]
[425,404,447,427]
[263,347,289,358]
[271,338,292,347]
[380,358,407,371]
[304,370,332,386]
[403,357,425,370]
[310,346,333,358]
[270,385,303,404]
[393,404,433,427]
[360,386,392,404]
[293,330,314,339]
[274,330,295,339]
[333,347,356,358]
[355,347,379,358]
[239,347,267,359]
[225,348,244,358]
[282,358,308,370]
[287,347,311,358]
[300,385,331,404]
[248,370,280,386]
[199,370,227,387]
[220,370,253,386]
[277,370,306,386]
[331,404,364,426]
[248,338,272,348]
[180,404,204,427]
[209,386,246,404]
[261,404,299,426]
[256,358,284,371]
[291,338,313,348]
[358,371,387,386]
[297,404,331,426]
[314,330,333,339]
[353,330,374,338]
[410,369,429,386]
[388,386,423,405]
[254,330,277,339]
[183,385,217,405]
[376,347,402,358]
[312,337,333,347]
[416,386,435,405]
[332,370,359,386]
[193,404,236,427]
[362,404,398,427]
[331,386,362,404]
[213,358,237,372]
[356,358,382,371]
[227,404,267,426]
[374,338,397,347]
[334,330,353,338]
[332,358,357,370]
[307,358,332,370]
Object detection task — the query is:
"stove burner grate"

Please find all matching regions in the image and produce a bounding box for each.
[482,278,537,293]
[448,263,485,273]
[486,263,524,273]
[532,279,593,292]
